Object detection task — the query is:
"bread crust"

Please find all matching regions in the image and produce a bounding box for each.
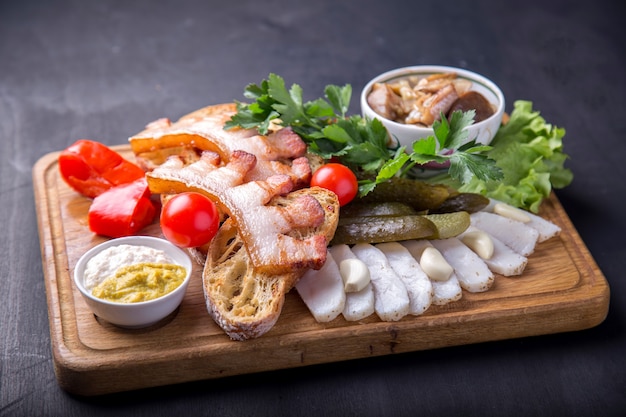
[203,187,339,340]
[203,219,298,340]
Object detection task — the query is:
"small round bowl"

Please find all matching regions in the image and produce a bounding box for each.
[360,65,505,149]
[73,236,193,328]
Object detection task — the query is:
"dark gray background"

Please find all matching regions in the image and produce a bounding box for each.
[1,0,624,416]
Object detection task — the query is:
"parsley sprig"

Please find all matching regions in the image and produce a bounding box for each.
[225,74,391,172]
[225,73,502,195]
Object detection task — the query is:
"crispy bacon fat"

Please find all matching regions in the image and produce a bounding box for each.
[129,103,311,187]
[146,149,329,275]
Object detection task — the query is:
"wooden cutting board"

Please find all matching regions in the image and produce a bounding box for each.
[33,146,610,396]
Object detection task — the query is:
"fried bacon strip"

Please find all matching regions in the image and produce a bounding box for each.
[129,103,311,187]
[147,150,329,274]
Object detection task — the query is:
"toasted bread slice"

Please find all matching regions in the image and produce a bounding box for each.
[203,218,296,340]
[203,187,339,340]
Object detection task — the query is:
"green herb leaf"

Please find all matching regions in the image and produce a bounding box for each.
[390,111,502,188]
[325,84,351,117]
[377,151,411,180]
[445,109,474,149]
[412,136,438,155]
[226,74,551,202]
[431,100,573,212]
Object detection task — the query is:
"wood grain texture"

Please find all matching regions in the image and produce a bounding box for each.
[32,146,610,396]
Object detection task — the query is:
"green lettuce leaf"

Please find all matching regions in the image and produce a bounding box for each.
[434,100,573,213]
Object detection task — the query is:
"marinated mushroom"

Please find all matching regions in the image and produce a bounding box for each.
[367,72,495,127]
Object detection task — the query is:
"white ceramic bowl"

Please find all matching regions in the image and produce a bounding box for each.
[73,236,193,328]
[360,65,505,149]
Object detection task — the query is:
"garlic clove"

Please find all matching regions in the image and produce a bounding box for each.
[419,247,454,282]
[339,258,371,293]
[493,202,531,223]
[461,230,494,260]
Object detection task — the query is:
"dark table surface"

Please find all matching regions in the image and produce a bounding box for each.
[2,0,625,416]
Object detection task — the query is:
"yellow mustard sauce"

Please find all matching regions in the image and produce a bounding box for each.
[91,263,186,303]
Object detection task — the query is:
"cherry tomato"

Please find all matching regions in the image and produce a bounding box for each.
[160,192,220,248]
[310,163,358,206]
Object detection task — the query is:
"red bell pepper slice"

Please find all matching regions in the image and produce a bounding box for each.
[59,139,146,198]
[88,178,156,238]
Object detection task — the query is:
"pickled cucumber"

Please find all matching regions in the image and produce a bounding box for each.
[341,201,418,218]
[355,177,453,212]
[422,211,471,239]
[331,215,437,245]
[431,193,489,214]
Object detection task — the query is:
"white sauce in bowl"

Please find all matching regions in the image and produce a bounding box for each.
[83,244,175,290]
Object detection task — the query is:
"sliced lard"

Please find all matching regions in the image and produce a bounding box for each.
[524,211,562,242]
[328,245,375,321]
[470,211,539,256]
[430,238,494,293]
[375,242,433,316]
[429,274,463,305]
[351,243,410,321]
[460,226,528,276]
[400,240,463,305]
[295,250,345,322]
[486,199,561,242]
